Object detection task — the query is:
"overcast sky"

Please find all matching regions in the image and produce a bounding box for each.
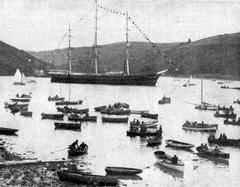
[0,0,239,51]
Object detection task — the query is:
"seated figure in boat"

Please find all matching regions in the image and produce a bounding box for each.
[69,139,79,150]
[222,133,227,141]
[140,122,147,133]
[213,145,220,153]
[158,125,162,136]
[171,155,178,164]
[85,113,89,117]
[79,142,88,150]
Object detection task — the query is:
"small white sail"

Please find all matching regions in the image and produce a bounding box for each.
[13,69,22,83]
[21,72,27,84]
[13,69,26,85]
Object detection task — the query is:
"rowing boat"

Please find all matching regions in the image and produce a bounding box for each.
[68,115,97,122]
[55,100,83,106]
[10,98,30,102]
[57,170,118,186]
[54,122,81,131]
[94,105,107,112]
[102,117,128,123]
[68,146,88,156]
[20,111,32,117]
[127,129,161,137]
[154,151,184,172]
[208,136,240,147]
[105,167,142,175]
[165,139,194,149]
[0,127,18,135]
[196,146,230,163]
[41,113,64,120]
[141,112,158,120]
[182,121,218,131]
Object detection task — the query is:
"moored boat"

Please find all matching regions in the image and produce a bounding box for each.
[214,111,236,119]
[233,99,240,104]
[165,139,194,149]
[196,145,230,163]
[10,98,30,102]
[48,95,65,101]
[0,127,18,135]
[208,135,240,147]
[102,117,128,123]
[182,121,218,131]
[94,105,107,112]
[224,118,240,126]
[141,112,158,120]
[57,170,118,186]
[100,109,130,115]
[105,167,142,175]
[130,110,149,114]
[55,100,83,106]
[57,107,89,114]
[20,111,32,117]
[68,114,97,122]
[154,151,184,172]
[54,122,81,131]
[41,113,64,120]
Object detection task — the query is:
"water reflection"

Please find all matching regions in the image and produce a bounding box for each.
[154,162,184,179]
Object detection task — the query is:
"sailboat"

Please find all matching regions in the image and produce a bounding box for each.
[13,69,26,85]
[48,0,167,86]
[195,78,218,111]
[182,75,196,87]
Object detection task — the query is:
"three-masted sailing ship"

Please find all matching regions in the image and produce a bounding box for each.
[49,0,167,86]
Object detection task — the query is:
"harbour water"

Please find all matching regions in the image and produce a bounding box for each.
[1,76,240,187]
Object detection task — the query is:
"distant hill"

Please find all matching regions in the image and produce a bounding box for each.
[29,32,240,78]
[0,41,53,76]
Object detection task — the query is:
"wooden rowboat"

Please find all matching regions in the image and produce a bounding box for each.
[102,117,128,123]
[48,96,65,101]
[165,139,194,149]
[94,105,107,112]
[105,167,142,175]
[0,127,18,135]
[141,113,158,120]
[208,136,240,147]
[20,111,32,117]
[154,151,184,172]
[56,100,83,106]
[182,121,218,131]
[54,122,81,131]
[196,146,230,163]
[10,98,30,102]
[41,113,64,120]
[68,146,88,156]
[127,129,161,137]
[68,115,97,122]
[57,170,118,186]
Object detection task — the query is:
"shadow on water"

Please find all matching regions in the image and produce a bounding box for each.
[196,153,229,166]
[154,162,184,179]
[106,173,142,181]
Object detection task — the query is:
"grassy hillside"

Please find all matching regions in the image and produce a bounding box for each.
[0,41,53,76]
[29,32,240,78]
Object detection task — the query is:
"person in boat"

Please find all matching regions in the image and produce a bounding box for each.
[16,93,19,98]
[214,145,220,153]
[158,125,162,136]
[222,133,227,141]
[172,155,178,164]
[85,113,89,117]
[79,142,88,150]
[203,143,208,150]
[219,133,223,140]
[136,119,140,126]
[229,105,233,111]
[69,139,78,150]
[140,122,147,133]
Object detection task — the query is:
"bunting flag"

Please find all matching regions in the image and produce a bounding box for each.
[97,4,177,67]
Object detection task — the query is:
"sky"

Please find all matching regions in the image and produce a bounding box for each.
[0,0,239,51]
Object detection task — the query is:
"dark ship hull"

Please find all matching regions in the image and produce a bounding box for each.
[49,72,161,86]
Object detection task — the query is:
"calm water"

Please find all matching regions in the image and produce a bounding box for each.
[1,76,240,187]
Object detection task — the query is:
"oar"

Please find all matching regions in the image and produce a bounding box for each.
[51,147,68,154]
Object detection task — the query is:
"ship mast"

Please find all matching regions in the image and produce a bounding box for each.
[68,24,72,73]
[201,77,203,105]
[125,11,130,75]
[94,0,98,74]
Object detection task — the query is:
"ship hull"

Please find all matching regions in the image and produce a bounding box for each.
[50,73,160,86]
